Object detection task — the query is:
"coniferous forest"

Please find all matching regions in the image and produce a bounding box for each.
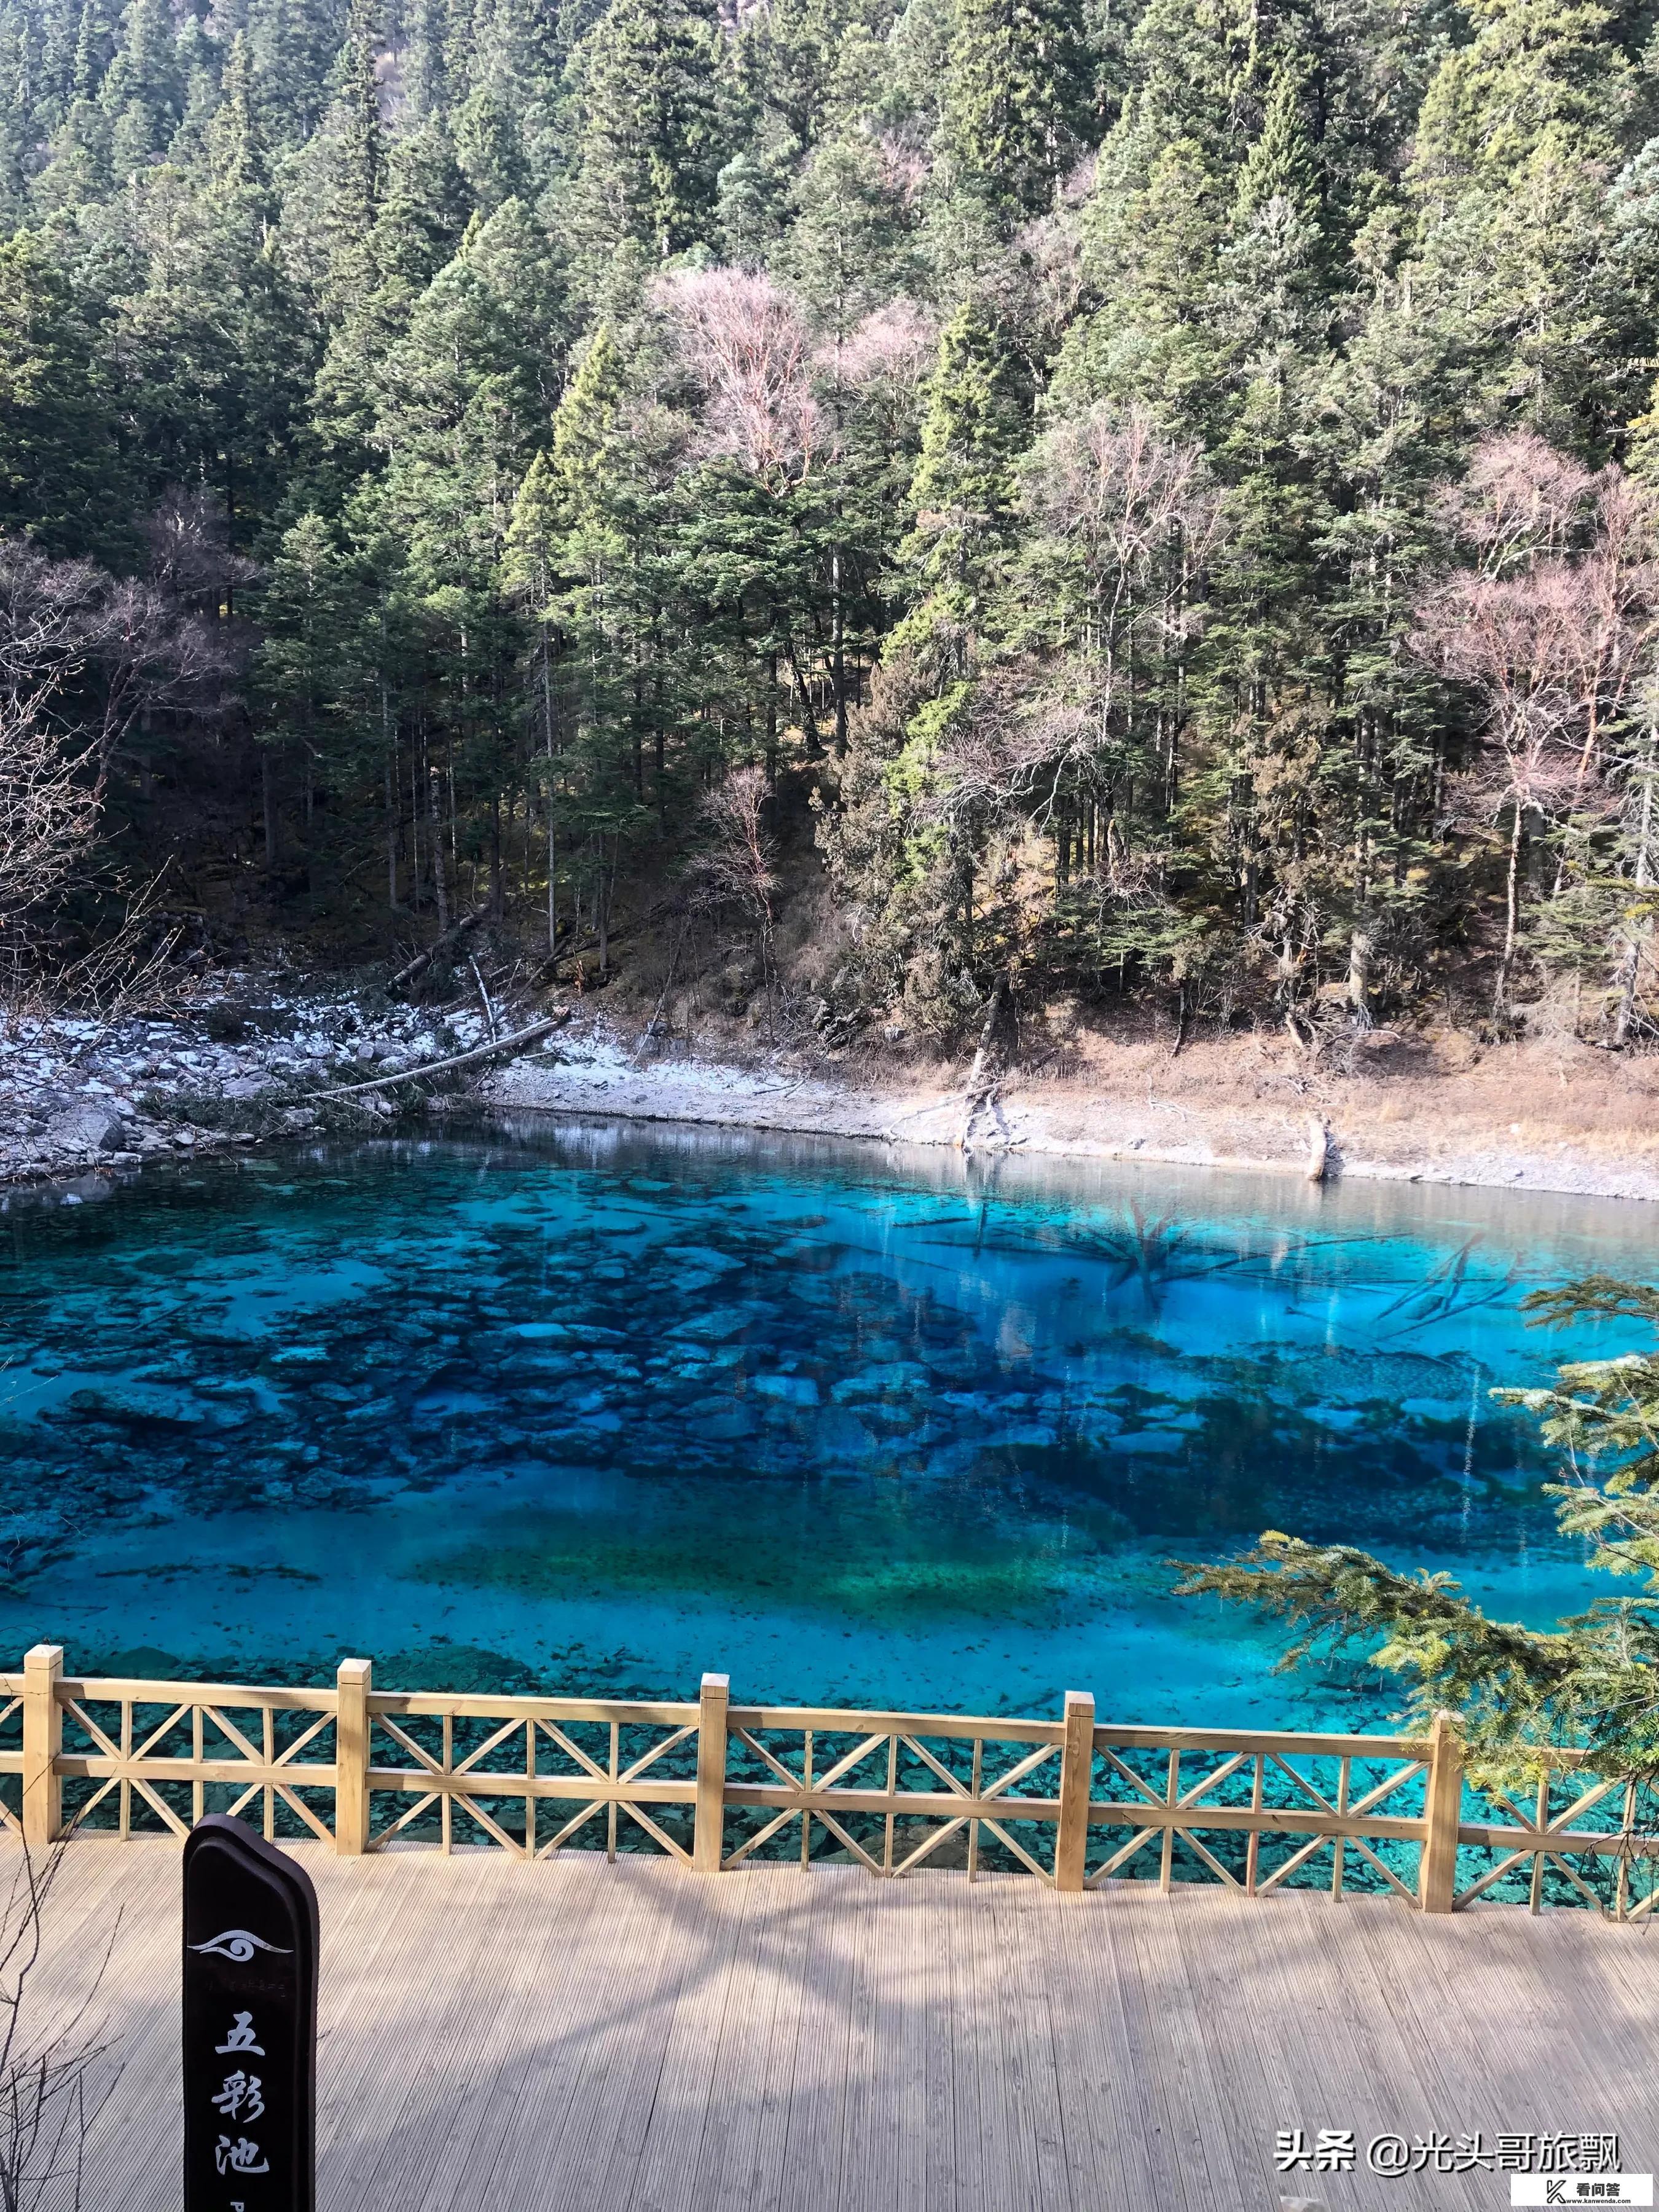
[2,0,1659,1048]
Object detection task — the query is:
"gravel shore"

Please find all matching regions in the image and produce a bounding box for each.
[0,984,509,1198]
[7,993,1657,1208]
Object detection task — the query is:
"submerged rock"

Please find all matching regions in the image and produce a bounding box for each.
[751,1373,820,1406]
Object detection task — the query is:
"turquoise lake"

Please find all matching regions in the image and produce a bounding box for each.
[0,1119,1650,1730]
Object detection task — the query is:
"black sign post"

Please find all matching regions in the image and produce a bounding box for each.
[182,1816,319,2212]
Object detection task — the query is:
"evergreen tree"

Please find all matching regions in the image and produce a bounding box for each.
[779,134,914,340]
[1182,1277,1659,1776]
[0,227,125,553]
[503,445,568,944]
[900,297,1027,649]
[562,0,722,287]
[454,84,528,211]
[206,29,265,194]
[109,158,313,540]
[316,0,387,317]
[100,0,183,178]
[245,0,347,147]
[1405,0,1639,447]
[938,0,1091,217]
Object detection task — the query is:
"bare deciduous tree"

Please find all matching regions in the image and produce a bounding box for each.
[1433,431,1595,579]
[689,765,778,977]
[0,684,98,932]
[0,494,251,796]
[0,497,249,1013]
[657,269,825,488]
[1416,436,1659,1024]
[830,299,938,393]
[1019,401,1221,750]
[0,1843,115,2212]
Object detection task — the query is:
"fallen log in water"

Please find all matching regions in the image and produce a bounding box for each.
[310,1010,570,1100]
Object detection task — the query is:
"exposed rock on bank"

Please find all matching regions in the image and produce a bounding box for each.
[7,990,1658,1208]
[0,983,565,1194]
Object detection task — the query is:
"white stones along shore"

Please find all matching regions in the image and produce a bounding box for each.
[0,982,505,1196]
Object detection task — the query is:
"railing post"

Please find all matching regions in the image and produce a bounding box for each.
[1054,1689,1095,1894]
[22,1644,63,1853]
[1419,1709,1464,1914]
[693,1672,729,1873]
[335,1658,372,1857]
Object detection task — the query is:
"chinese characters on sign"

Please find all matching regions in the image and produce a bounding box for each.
[182,1816,319,2212]
[1274,2132,1623,2178]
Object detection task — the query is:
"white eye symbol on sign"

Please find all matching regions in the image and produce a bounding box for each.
[190,1929,291,1963]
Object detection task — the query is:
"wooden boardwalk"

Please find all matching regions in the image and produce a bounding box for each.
[20,1839,1658,2212]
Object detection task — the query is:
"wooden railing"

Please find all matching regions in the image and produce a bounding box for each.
[4,1647,1657,1919]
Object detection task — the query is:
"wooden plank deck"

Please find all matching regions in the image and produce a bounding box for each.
[17,1839,1657,2212]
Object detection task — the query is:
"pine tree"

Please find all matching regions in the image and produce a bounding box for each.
[206,29,266,194]
[71,0,115,100]
[454,84,528,211]
[369,116,469,285]
[732,0,881,160]
[32,88,110,205]
[1181,1277,1659,1777]
[317,0,387,318]
[900,297,1027,646]
[245,0,346,147]
[562,0,723,287]
[253,509,361,793]
[503,447,568,945]
[362,198,565,913]
[553,318,626,499]
[779,134,914,340]
[938,0,1091,217]
[100,0,183,176]
[111,159,314,541]
[0,228,126,554]
[1405,0,1638,448]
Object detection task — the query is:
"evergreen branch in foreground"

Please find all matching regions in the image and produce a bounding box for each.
[1174,1534,1659,1779]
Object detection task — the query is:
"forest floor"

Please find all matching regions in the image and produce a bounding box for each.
[487,1005,1659,1204]
[6,976,1658,1206]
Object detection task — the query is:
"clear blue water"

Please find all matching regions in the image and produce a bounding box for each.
[0,1118,1650,1731]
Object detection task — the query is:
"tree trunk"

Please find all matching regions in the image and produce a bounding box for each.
[429,762,450,931]
[831,542,847,756]
[385,755,398,912]
[1347,929,1372,1029]
[1614,724,1657,1046]
[261,751,276,869]
[1495,796,1523,1020]
[606,831,619,982]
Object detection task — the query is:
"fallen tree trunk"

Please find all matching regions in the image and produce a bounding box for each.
[390,904,492,995]
[311,1010,570,1099]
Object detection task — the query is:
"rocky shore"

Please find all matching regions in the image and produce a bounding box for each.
[7,987,1658,1207]
[0,984,533,1196]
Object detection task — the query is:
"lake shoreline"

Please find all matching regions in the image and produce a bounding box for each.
[6,989,1658,1210]
[483,1012,1659,1208]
